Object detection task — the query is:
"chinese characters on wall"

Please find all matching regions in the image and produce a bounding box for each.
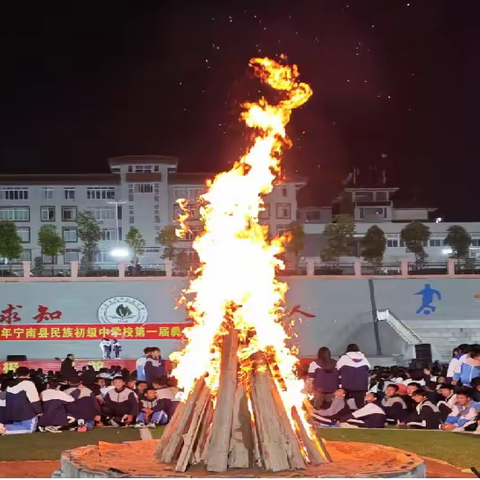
[0,304,63,324]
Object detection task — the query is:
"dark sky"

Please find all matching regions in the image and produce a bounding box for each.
[0,1,476,219]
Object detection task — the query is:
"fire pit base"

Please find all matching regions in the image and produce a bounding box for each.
[55,439,426,478]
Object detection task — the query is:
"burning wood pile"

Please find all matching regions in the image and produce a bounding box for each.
[155,329,330,472]
[156,57,327,473]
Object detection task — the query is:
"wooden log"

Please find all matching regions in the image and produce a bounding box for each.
[176,386,212,472]
[249,400,263,468]
[291,406,327,466]
[193,397,214,464]
[267,373,306,469]
[227,384,253,469]
[249,353,290,472]
[204,328,239,472]
[156,377,205,463]
[155,401,185,457]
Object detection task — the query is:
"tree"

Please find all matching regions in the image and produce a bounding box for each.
[125,227,146,265]
[284,221,305,257]
[400,221,430,267]
[77,211,102,272]
[31,257,44,277]
[38,225,65,274]
[444,225,471,264]
[320,214,356,265]
[175,249,190,274]
[0,220,23,270]
[360,225,386,270]
[157,225,178,260]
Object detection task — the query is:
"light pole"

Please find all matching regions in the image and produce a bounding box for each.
[107,200,129,259]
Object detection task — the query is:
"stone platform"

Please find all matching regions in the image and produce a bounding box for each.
[56,439,426,478]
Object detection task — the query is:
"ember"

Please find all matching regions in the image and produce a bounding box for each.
[154,57,328,472]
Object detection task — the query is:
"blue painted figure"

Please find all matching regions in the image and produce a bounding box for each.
[415,284,441,315]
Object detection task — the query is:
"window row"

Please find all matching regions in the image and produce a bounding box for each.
[41,206,77,222]
[0,187,29,200]
[127,164,160,173]
[384,236,480,248]
[0,186,119,201]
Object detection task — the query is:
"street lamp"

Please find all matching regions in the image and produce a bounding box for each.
[107,200,128,262]
[111,247,130,258]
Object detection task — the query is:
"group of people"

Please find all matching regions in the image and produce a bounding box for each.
[307,343,480,433]
[99,338,122,360]
[0,347,175,435]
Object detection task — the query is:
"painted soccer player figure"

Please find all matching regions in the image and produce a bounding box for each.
[415,284,441,315]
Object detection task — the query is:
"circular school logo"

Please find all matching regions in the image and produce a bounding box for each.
[97,296,148,324]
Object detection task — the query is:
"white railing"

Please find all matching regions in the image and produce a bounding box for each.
[376,308,423,345]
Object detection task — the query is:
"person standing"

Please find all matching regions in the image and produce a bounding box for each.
[99,339,112,360]
[145,348,167,384]
[336,344,371,409]
[60,354,77,381]
[307,347,340,408]
[136,347,151,382]
[112,340,122,359]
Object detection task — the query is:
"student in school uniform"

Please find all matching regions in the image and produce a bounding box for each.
[134,388,168,428]
[99,339,112,360]
[436,384,457,421]
[38,379,75,433]
[307,347,340,408]
[102,376,138,427]
[441,388,479,432]
[112,340,122,359]
[336,344,371,410]
[401,389,441,430]
[338,392,386,428]
[311,389,350,427]
[145,348,167,383]
[0,367,43,436]
[136,348,151,382]
[381,384,408,424]
[152,376,177,420]
[453,345,480,388]
[64,376,101,432]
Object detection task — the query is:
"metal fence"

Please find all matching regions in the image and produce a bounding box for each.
[408,262,448,275]
[361,263,401,275]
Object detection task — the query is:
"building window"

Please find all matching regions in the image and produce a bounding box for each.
[10,249,31,263]
[359,207,386,219]
[110,166,121,174]
[376,191,388,201]
[387,239,399,248]
[400,239,406,247]
[173,204,199,220]
[282,187,288,197]
[95,251,115,263]
[128,166,133,173]
[62,206,77,222]
[277,226,287,237]
[276,203,291,219]
[101,228,116,241]
[182,226,203,241]
[0,206,30,222]
[0,187,29,200]
[128,185,134,202]
[305,210,321,222]
[41,206,55,222]
[355,192,374,201]
[128,164,160,173]
[259,202,270,219]
[64,188,75,200]
[429,238,443,247]
[42,187,54,200]
[174,188,204,200]
[129,216,134,224]
[472,238,480,247]
[134,183,153,193]
[86,207,115,221]
[17,227,30,243]
[65,249,80,262]
[155,215,161,223]
[86,187,115,200]
[42,254,54,264]
[63,227,78,243]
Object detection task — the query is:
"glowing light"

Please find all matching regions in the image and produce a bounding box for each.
[170,56,314,441]
[110,248,129,258]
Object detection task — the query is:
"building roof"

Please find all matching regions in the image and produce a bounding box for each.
[108,155,179,166]
[0,173,121,185]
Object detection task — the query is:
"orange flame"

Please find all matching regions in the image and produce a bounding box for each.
[170,56,313,439]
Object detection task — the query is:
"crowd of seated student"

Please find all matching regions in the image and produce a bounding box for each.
[308,343,480,434]
[0,349,179,435]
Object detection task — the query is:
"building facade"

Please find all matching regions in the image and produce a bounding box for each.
[0,155,305,269]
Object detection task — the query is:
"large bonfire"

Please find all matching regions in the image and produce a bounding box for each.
[156,56,329,473]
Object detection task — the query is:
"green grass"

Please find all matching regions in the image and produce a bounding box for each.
[0,428,141,461]
[318,428,480,471]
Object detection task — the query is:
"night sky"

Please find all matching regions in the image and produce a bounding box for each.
[0,1,476,219]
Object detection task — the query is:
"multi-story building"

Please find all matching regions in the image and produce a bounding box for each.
[299,171,480,264]
[0,155,306,269]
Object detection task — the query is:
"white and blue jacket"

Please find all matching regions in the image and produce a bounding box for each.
[453,357,480,387]
[39,388,74,427]
[5,379,42,422]
[336,352,371,392]
[444,400,480,431]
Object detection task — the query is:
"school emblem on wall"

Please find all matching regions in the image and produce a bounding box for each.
[97,296,148,324]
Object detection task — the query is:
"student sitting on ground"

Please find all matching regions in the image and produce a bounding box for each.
[152,376,178,421]
[0,367,42,436]
[311,388,350,427]
[436,384,457,421]
[381,384,407,424]
[135,381,148,400]
[338,392,386,428]
[38,379,75,433]
[102,376,138,427]
[135,388,168,428]
[400,389,441,430]
[403,382,422,413]
[470,377,480,403]
[441,388,479,432]
[64,376,101,432]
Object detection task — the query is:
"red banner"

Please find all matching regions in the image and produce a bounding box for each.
[0,323,187,341]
